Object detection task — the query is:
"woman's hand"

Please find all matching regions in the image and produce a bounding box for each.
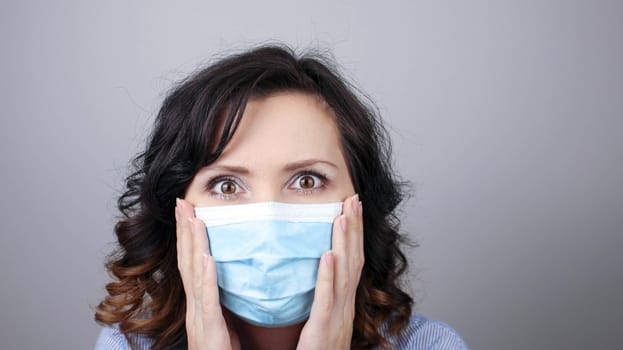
[296,194,365,350]
[175,198,241,350]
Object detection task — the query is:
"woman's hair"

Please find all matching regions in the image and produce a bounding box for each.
[95,44,413,349]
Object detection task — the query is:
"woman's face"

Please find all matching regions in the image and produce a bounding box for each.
[184,91,356,207]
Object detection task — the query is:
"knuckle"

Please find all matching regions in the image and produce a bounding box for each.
[322,295,334,312]
[317,304,332,320]
[315,294,333,314]
[193,277,202,291]
[319,271,332,284]
[208,276,219,290]
[349,257,364,271]
[201,297,213,312]
[178,260,191,275]
[356,256,365,270]
[337,280,349,292]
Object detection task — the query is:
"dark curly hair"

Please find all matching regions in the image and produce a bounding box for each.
[95,44,414,349]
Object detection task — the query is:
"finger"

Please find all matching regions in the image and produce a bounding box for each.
[308,251,334,324]
[175,200,182,264]
[348,195,365,270]
[342,194,364,269]
[331,194,355,255]
[190,216,209,300]
[200,254,232,348]
[200,254,222,317]
[332,195,358,303]
[338,196,362,326]
[345,195,365,302]
[176,198,194,295]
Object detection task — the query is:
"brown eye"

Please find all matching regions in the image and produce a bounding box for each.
[220,181,237,194]
[298,175,315,189]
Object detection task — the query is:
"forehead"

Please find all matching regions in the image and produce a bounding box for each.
[215,92,342,166]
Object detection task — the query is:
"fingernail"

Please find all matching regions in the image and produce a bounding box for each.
[339,214,347,232]
[351,194,359,213]
[357,200,363,217]
[202,253,210,268]
[176,197,181,206]
[175,206,180,221]
[324,251,333,267]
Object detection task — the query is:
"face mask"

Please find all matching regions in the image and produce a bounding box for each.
[194,201,342,328]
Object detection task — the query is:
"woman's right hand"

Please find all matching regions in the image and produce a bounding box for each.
[175,198,241,350]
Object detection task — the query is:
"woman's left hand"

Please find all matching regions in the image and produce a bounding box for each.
[297,194,365,350]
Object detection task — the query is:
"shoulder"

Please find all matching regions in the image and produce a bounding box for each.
[94,324,153,350]
[382,312,470,350]
[95,314,467,350]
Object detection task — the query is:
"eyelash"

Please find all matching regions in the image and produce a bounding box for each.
[205,170,329,200]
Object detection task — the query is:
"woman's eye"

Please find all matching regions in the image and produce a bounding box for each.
[298,175,315,189]
[291,173,325,192]
[219,180,237,194]
[207,177,244,200]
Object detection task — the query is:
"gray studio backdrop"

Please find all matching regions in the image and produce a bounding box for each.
[1,1,621,349]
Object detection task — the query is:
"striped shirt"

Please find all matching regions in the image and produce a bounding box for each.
[95,313,469,349]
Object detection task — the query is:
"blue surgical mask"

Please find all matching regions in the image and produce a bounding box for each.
[194,201,342,328]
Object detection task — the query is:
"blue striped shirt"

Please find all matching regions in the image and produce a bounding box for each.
[95,313,469,349]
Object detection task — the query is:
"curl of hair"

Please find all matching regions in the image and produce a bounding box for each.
[95,44,414,349]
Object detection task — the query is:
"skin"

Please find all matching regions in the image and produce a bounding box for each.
[175,92,365,349]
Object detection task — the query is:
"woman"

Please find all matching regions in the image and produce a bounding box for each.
[95,45,468,349]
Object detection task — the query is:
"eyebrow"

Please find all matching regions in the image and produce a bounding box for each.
[207,159,338,174]
[283,159,338,172]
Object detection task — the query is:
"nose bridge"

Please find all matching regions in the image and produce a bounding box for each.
[251,173,284,203]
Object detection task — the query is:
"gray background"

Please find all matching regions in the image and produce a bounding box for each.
[1,1,621,349]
